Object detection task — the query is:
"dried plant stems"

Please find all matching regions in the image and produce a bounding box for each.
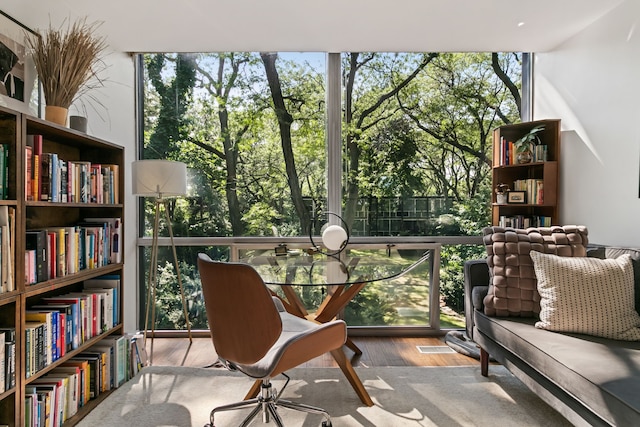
[27,18,107,109]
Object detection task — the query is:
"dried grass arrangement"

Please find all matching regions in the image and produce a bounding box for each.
[27,18,107,123]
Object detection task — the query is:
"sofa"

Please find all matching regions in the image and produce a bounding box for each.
[464,226,640,427]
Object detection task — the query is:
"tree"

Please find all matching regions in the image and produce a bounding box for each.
[343,53,438,227]
[261,52,311,233]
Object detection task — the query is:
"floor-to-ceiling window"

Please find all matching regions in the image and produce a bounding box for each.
[136,51,526,334]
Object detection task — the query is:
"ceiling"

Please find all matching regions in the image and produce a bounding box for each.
[2,0,624,53]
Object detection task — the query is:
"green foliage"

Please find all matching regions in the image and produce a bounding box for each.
[141,51,521,330]
[439,193,491,314]
[344,286,398,326]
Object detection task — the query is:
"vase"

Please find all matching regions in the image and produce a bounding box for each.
[516,150,532,164]
[70,115,88,133]
[45,106,68,126]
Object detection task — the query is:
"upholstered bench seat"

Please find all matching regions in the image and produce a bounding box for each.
[474,311,640,426]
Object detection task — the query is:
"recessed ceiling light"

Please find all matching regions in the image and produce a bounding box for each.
[518,22,525,27]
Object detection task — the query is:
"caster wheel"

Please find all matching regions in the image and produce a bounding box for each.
[322,421,332,427]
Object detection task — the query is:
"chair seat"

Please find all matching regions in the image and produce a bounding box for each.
[233,311,346,379]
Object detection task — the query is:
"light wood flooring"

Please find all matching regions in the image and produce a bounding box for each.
[148,336,479,368]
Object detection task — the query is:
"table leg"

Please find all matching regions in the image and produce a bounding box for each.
[345,338,362,355]
[244,348,374,407]
[330,348,374,406]
[245,379,262,400]
[313,282,366,355]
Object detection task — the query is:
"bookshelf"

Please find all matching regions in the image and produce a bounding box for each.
[492,119,561,228]
[0,105,132,427]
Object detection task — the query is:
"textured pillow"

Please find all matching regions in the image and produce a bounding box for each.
[588,246,640,316]
[482,226,588,317]
[531,251,640,341]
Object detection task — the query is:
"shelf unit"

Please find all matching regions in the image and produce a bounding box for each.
[0,105,125,427]
[492,119,561,228]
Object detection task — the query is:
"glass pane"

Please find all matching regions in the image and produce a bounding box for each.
[139,245,229,331]
[341,52,522,237]
[141,52,327,238]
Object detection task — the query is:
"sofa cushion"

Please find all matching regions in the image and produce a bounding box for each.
[474,311,640,426]
[531,251,640,341]
[482,226,588,317]
[588,246,640,315]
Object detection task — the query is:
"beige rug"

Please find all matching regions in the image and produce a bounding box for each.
[76,365,572,426]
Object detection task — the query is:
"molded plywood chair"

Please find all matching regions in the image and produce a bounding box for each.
[198,253,347,427]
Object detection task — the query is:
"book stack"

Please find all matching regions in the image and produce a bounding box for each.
[513,179,544,204]
[24,279,120,378]
[23,334,143,427]
[25,217,122,285]
[25,134,120,204]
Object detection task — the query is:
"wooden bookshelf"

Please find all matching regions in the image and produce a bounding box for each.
[492,119,561,228]
[0,105,126,427]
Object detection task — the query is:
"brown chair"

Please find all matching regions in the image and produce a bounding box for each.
[198,253,347,426]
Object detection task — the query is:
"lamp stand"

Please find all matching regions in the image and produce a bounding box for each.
[143,197,192,365]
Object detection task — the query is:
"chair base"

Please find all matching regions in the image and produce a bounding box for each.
[206,375,332,426]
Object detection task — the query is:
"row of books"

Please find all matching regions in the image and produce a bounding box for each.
[0,206,15,294]
[25,275,120,378]
[24,333,145,427]
[25,134,120,204]
[497,137,548,166]
[0,144,9,200]
[498,215,552,229]
[0,328,16,392]
[512,179,544,204]
[25,217,121,285]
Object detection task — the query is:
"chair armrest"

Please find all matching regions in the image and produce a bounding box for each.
[464,259,490,340]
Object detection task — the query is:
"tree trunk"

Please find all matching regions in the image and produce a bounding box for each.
[261,52,311,234]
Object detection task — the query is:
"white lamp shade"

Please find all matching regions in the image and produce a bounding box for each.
[132,160,187,197]
[322,224,348,251]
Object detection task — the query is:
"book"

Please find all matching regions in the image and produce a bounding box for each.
[99,335,128,387]
[25,144,33,201]
[25,311,55,366]
[0,330,4,392]
[40,153,51,202]
[0,206,14,292]
[84,274,120,326]
[60,359,90,407]
[30,134,43,201]
[0,328,16,390]
[26,230,49,283]
[40,296,82,350]
[83,218,122,264]
[0,144,6,200]
[48,367,81,417]
[30,305,72,355]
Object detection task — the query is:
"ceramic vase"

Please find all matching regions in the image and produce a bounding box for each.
[45,105,68,126]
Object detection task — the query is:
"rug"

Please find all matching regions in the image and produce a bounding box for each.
[76,365,572,427]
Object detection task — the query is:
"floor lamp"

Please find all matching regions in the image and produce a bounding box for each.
[132,159,192,365]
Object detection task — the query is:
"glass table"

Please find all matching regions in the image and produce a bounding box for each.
[239,246,438,406]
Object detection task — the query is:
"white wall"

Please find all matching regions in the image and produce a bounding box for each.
[534,0,640,246]
[72,52,138,333]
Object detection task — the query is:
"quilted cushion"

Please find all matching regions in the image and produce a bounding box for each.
[482,226,588,317]
[531,251,640,341]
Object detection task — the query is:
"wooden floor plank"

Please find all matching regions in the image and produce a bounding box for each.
[147,336,479,368]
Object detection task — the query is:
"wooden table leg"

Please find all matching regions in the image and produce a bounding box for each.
[313,282,366,355]
[330,347,374,406]
[345,338,362,355]
[245,379,261,400]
